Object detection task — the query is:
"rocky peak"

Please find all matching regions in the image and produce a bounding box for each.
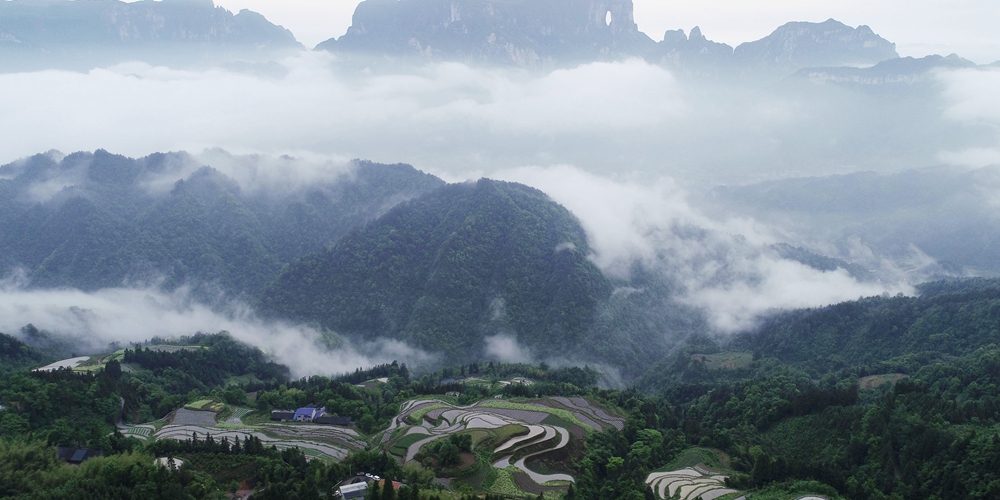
[653,25,733,75]
[317,0,655,68]
[734,18,898,72]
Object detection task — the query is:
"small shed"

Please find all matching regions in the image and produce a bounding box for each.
[339,481,369,499]
[271,410,295,421]
[315,415,352,426]
[57,447,102,464]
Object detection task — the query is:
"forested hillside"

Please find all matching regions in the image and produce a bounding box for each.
[0,150,444,296]
[733,278,1000,374]
[259,179,614,360]
[0,333,46,375]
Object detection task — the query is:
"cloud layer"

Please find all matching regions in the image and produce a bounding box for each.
[1,53,988,185]
[496,165,908,331]
[0,284,436,378]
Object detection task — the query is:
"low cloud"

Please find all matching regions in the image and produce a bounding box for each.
[140,149,358,196]
[938,67,1000,169]
[0,52,982,185]
[483,334,535,364]
[0,284,437,378]
[496,164,911,332]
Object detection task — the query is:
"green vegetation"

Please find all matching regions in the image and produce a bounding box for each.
[6,280,1000,499]
[487,467,524,497]
[0,333,48,375]
[391,433,431,457]
[690,352,753,371]
[259,179,614,361]
[660,447,728,471]
[185,400,215,411]
[420,434,473,467]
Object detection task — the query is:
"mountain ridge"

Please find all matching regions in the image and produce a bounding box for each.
[0,0,303,72]
[0,149,445,295]
[319,1,903,79]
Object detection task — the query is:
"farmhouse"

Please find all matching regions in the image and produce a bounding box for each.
[270,410,295,421]
[293,405,325,422]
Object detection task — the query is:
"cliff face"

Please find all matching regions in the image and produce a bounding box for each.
[317,0,655,68]
[321,3,902,78]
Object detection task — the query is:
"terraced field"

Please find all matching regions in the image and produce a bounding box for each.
[646,466,739,500]
[117,405,364,461]
[383,397,623,496]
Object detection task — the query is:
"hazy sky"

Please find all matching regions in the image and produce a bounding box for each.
[192,0,1000,63]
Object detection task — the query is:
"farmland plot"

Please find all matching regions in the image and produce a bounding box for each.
[116,404,364,461]
[646,467,738,500]
[385,397,622,495]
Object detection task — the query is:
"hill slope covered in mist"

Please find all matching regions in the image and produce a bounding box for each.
[0,150,444,295]
[706,166,1000,277]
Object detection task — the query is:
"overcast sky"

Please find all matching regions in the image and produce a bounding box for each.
[195,0,1000,64]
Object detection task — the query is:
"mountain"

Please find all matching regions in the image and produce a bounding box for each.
[320,2,900,78]
[317,0,654,68]
[259,178,616,358]
[0,0,302,72]
[732,279,1000,374]
[733,19,897,75]
[705,166,1000,278]
[792,53,980,86]
[651,19,899,81]
[0,150,444,295]
[649,26,735,78]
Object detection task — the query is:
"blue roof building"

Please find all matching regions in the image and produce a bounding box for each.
[293,406,325,422]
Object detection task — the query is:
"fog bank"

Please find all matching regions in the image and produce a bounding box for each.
[1,53,992,185]
[0,284,437,378]
[497,165,911,331]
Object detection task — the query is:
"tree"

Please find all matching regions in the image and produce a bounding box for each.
[365,481,381,500]
[104,360,123,380]
[381,481,395,500]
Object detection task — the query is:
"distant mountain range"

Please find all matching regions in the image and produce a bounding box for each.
[7,148,1000,375]
[705,166,1000,279]
[791,53,980,86]
[318,0,906,79]
[316,0,653,68]
[652,19,898,79]
[0,150,443,296]
[0,0,301,72]
[3,0,982,82]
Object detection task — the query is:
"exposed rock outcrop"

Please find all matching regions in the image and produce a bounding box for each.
[316,0,655,68]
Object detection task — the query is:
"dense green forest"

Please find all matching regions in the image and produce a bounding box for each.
[259,179,615,360]
[0,333,47,375]
[0,150,443,296]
